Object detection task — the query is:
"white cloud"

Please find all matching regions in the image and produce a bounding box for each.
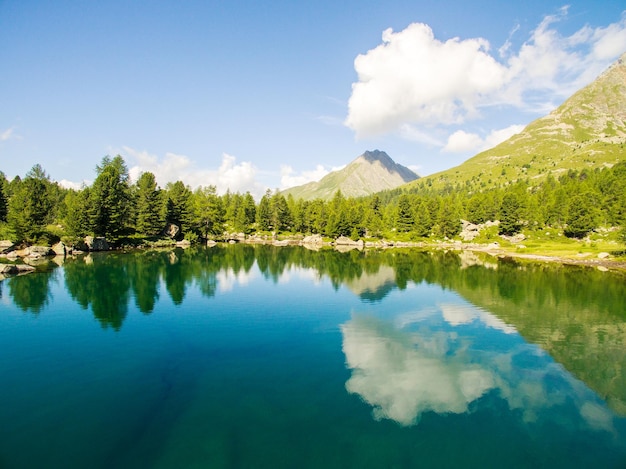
[442,130,484,153]
[484,124,525,148]
[279,163,345,189]
[345,23,507,137]
[1,127,20,141]
[346,10,626,138]
[124,147,266,198]
[442,124,525,153]
[58,179,91,190]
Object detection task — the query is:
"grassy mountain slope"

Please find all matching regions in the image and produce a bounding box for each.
[282,150,418,201]
[410,52,626,191]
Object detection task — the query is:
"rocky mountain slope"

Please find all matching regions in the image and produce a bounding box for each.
[412,52,626,190]
[282,150,418,200]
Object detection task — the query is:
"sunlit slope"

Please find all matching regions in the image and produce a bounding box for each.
[282,150,418,201]
[410,53,626,190]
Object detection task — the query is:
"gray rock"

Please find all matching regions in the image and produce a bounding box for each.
[163,223,180,239]
[302,234,323,245]
[0,240,14,254]
[28,246,54,257]
[52,242,67,256]
[0,263,36,275]
[598,252,611,259]
[335,236,362,246]
[85,236,109,251]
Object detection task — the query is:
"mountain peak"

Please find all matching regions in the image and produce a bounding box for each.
[282,150,418,200]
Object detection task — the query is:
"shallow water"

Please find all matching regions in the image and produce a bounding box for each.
[1,246,625,468]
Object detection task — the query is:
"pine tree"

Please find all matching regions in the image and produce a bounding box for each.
[414,201,432,237]
[499,193,522,235]
[396,194,414,232]
[64,188,92,237]
[270,192,291,232]
[165,180,193,235]
[90,156,131,238]
[193,185,224,238]
[564,193,599,238]
[0,173,7,222]
[7,165,53,241]
[135,172,163,236]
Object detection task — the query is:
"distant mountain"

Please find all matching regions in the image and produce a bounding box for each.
[282,150,418,201]
[411,52,626,190]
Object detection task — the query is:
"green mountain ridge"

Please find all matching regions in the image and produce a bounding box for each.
[409,52,626,191]
[281,150,418,201]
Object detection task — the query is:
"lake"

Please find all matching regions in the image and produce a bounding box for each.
[1,245,625,468]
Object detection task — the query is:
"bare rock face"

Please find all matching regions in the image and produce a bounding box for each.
[84,236,109,251]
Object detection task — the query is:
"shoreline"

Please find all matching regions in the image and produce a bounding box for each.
[1,237,625,276]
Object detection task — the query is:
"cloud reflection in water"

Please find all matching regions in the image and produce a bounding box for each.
[341,303,616,432]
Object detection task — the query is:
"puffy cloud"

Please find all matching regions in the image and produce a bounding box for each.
[345,23,507,137]
[442,130,484,153]
[442,124,524,153]
[58,179,90,190]
[280,164,330,189]
[124,147,266,198]
[279,163,345,189]
[346,10,626,138]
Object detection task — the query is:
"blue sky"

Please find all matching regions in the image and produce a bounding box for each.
[1,1,625,197]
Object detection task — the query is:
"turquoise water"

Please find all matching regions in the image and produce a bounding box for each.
[1,246,625,468]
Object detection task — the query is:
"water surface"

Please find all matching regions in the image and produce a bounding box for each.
[1,246,625,468]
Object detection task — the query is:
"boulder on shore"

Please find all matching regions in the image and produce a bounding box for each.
[0,240,14,254]
[163,223,181,240]
[0,263,36,275]
[28,246,54,258]
[52,241,67,256]
[335,236,364,247]
[302,234,323,245]
[85,236,109,251]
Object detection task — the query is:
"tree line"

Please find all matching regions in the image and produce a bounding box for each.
[0,155,625,245]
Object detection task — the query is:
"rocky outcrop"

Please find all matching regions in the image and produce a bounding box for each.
[459,220,500,241]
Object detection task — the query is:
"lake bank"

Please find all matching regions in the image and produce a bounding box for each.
[1,234,625,279]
